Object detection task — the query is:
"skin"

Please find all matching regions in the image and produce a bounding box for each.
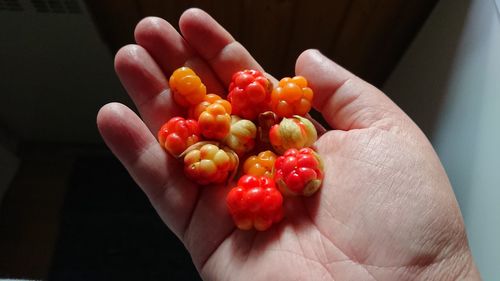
[97,8,481,281]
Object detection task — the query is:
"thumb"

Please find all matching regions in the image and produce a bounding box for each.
[296,49,409,131]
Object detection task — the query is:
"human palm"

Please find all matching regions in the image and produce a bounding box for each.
[97,8,479,281]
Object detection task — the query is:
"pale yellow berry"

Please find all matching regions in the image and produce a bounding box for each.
[200,144,219,159]
[184,149,201,165]
[199,159,217,177]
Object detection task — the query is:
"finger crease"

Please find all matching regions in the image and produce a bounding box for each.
[137,88,170,110]
[205,41,238,63]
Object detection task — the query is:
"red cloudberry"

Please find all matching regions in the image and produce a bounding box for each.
[274,148,324,196]
[158,117,200,157]
[228,69,272,120]
[226,175,284,231]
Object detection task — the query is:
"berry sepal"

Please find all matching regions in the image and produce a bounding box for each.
[257,111,279,144]
[269,115,318,154]
[223,115,257,157]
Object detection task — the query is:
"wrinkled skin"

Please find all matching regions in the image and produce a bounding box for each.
[97,8,480,281]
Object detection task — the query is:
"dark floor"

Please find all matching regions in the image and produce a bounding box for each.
[0,144,201,280]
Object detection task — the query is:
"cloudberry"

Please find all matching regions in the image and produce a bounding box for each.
[228,69,272,120]
[169,67,206,107]
[271,76,313,118]
[226,175,283,231]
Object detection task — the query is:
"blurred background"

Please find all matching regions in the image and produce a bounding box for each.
[0,0,498,280]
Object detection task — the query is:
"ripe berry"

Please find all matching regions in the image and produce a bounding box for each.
[226,175,283,231]
[198,103,231,140]
[188,94,232,120]
[223,116,257,156]
[158,117,200,157]
[183,143,238,185]
[243,150,277,178]
[269,115,317,154]
[169,67,206,107]
[228,69,272,120]
[274,148,324,196]
[271,76,313,118]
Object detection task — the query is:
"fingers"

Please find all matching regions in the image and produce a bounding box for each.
[134,17,224,94]
[96,102,198,237]
[179,8,268,86]
[97,103,167,190]
[126,10,275,133]
[114,44,179,133]
[295,49,409,131]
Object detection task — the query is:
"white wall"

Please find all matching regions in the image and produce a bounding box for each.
[384,0,500,279]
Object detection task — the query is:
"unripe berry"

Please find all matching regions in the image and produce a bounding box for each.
[183,143,238,185]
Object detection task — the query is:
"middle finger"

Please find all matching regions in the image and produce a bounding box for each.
[134,17,225,94]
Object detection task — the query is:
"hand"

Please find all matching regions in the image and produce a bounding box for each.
[97,8,480,281]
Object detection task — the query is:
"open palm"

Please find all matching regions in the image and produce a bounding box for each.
[97,9,479,281]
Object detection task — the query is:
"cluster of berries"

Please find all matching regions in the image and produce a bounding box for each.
[158,67,324,231]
